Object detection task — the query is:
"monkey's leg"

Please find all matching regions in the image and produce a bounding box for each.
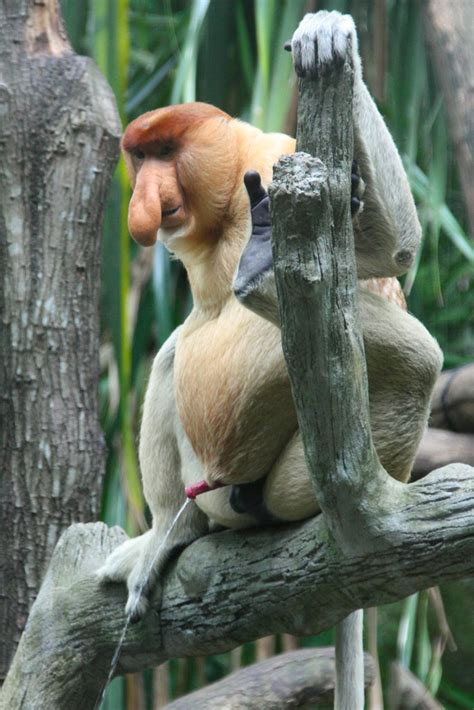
[262,289,442,522]
[97,331,209,621]
[290,11,421,279]
[359,288,442,482]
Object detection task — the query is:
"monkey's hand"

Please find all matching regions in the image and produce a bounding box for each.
[288,11,361,80]
[233,170,273,305]
[234,167,363,320]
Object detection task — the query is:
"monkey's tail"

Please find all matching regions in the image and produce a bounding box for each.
[335,609,364,710]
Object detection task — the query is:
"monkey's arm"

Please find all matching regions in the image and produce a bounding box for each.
[97,330,209,621]
[233,165,364,324]
[291,11,421,278]
[352,81,420,277]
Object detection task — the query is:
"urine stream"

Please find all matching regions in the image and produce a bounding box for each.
[95,498,193,709]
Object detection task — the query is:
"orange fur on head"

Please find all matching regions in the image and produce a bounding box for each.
[122,102,230,154]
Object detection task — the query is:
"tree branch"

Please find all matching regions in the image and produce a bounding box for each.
[430,363,474,433]
[270,41,384,547]
[413,427,474,480]
[164,648,375,709]
[1,464,474,709]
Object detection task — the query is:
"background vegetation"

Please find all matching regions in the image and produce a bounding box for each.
[59,0,474,707]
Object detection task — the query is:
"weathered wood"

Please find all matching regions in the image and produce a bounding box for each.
[272,39,372,710]
[335,610,364,710]
[272,50,382,543]
[389,662,443,710]
[422,0,474,236]
[412,427,474,480]
[0,0,121,678]
[1,469,473,709]
[163,648,375,709]
[430,364,474,433]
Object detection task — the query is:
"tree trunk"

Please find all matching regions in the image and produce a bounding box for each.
[0,0,120,680]
[422,0,474,236]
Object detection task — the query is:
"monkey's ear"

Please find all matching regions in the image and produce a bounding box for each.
[284,40,292,51]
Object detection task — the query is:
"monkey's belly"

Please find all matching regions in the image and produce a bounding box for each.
[175,303,298,486]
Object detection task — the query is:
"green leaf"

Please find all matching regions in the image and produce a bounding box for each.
[171,0,211,104]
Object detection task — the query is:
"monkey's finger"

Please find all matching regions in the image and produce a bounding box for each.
[244,170,267,208]
[284,40,292,51]
[351,196,364,217]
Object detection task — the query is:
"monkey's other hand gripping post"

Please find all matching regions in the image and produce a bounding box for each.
[274,12,379,709]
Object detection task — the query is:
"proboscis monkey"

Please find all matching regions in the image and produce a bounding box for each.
[97,12,442,624]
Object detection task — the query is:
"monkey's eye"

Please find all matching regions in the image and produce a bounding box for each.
[159,144,174,158]
[133,149,145,160]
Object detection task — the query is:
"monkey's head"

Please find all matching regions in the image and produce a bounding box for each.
[123,103,239,251]
[122,102,295,257]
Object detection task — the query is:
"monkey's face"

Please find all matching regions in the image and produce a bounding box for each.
[122,103,240,251]
[125,150,186,247]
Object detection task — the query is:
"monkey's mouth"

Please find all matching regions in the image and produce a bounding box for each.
[161,204,186,229]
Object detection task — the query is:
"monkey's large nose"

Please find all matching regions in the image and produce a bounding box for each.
[128,168,162,246]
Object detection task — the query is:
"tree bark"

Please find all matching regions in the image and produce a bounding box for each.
[1,469,473,710]
[422,0,474,236]
[164,648,375,709]
[0,0,120,680]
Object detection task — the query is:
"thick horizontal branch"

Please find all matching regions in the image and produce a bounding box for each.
[164,648,375,709]
[2,463,473,708]
[413,427,474,480]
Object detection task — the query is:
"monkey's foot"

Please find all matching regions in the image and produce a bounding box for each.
[290,11,358,79]
[96,532,153,585]
[96,529,169,623]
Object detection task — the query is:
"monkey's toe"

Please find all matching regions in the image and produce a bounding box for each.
[126,589,149,624]
[351,159,365,216]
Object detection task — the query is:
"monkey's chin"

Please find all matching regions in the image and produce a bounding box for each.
[158,218,194,252]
